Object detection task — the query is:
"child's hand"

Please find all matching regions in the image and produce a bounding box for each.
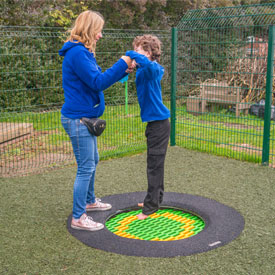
[126,68,134,73]
[126,61,136,73]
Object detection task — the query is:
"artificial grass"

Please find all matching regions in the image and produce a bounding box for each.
[0,146,275,274]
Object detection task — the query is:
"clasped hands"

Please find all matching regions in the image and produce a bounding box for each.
[121,56,136,73]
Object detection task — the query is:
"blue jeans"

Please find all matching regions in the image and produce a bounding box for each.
[61,114,99,219]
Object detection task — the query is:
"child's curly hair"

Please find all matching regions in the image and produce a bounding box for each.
[133,34,162,62]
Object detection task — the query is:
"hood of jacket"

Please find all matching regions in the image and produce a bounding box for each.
[59,41,87,57]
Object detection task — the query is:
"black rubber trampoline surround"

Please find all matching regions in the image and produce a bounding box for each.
[67,192,245,257]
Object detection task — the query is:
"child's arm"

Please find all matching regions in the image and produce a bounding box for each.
[126,51,163,80]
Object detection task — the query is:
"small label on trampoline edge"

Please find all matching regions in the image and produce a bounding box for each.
[208,241,221,247]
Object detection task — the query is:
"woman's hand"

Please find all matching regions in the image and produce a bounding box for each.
[121,56,132,67]
[125,60,136,73]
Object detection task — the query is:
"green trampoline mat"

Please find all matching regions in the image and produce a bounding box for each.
[106,208,205,241]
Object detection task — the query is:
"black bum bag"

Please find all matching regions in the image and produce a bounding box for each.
[81,117,106,136]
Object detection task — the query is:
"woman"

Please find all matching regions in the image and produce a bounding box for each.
[59,10,132,231]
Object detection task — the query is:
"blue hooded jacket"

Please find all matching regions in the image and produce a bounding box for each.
[126,51,170,122]
[59,41,128,119]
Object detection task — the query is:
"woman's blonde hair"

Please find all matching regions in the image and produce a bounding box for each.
[67,10,104,54]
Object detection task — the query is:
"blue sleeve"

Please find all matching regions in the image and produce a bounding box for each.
[72,49,128,92]
[126,51,163,80]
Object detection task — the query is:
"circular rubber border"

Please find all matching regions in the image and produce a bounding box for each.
[67,192,245,257]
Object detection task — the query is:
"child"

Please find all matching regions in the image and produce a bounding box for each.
[126,35,170,220]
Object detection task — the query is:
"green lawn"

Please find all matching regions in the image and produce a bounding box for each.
[175,105,274,164]
[1,101,273,161]
[0,103,147,167]
[1,102,274,176]
[0,146,274,274]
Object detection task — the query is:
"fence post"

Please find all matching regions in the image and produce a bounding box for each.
[262,25,275,165]
[170,27,177,146]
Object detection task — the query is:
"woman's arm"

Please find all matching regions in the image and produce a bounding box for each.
[72,49,131,92]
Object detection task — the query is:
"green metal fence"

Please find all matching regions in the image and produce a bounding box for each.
[1,3,275,177]
[171,3,275,166]
[0,26,171,176]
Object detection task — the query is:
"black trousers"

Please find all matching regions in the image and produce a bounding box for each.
[142,119,170,215]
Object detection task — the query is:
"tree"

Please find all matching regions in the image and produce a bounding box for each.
[1,0,269,29]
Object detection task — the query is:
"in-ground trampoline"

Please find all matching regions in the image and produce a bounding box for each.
[67,192,245,257]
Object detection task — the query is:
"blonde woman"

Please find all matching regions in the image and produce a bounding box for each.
[59,11,132,231]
